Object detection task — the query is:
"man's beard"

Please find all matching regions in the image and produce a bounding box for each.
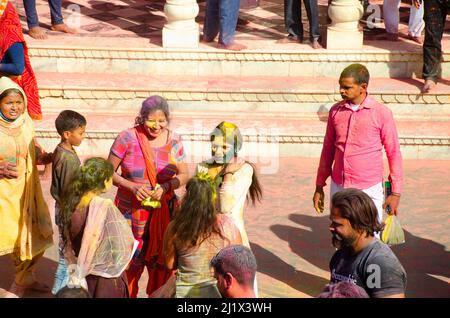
[331,232,357,249]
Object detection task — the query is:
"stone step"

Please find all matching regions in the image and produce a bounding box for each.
[37,73,450,117]
[29,41,450,78]
[34,112,450,161]
[34,72,450,160]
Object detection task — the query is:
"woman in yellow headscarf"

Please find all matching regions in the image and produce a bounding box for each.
[0,77,53,298]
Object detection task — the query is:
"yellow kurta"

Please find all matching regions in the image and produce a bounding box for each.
[0,79,53,261]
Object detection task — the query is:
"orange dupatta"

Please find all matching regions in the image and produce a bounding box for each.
[134,125,172,295]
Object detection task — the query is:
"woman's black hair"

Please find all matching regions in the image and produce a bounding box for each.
[171,173,225,250]
[135,95,170,126]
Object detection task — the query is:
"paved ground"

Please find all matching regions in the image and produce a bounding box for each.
[1,0,449,299]
[10,0,450,50]
[1,157,449,298]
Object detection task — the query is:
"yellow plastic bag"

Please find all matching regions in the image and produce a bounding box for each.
[381,214,405,245]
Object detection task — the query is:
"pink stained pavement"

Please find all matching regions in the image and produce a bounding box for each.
[34,72,450,95]
[1,0,449,300]
[10,0,450,51]
[0,158,449,298]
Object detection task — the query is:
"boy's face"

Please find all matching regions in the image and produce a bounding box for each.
[64,125,86,147]
[0,92,25,120]
[339,77,367,103]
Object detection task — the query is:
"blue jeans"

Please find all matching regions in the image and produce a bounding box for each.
[52,251,69,295]
[23,0,64,28]
[203,0,241,46]
[51,204,69,295]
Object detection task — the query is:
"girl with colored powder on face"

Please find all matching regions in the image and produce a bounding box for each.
[108,95,189,297]
[0,77,53,298]
[196,121,262,295]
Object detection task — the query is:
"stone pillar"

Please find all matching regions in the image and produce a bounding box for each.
[162,0,200,48]
[327,0,364,50]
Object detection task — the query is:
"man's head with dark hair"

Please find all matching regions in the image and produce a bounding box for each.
[317,282,369,298]
[210,245,257,298]
[329,189,384,249]
[340,63,370,85]
[338,64,370,105]
[55,110,87,146]
[55,286,91,298]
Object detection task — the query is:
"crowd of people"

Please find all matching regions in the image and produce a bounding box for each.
[0,0,444,299]
[0,62,409,298]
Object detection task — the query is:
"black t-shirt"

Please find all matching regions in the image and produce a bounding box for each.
[329,239,407,297]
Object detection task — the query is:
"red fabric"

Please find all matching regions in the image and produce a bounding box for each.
[125,262,145,298]
[0,2,42,120]
[134,125,172,296]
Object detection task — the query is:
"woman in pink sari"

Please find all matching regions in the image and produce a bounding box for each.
[108,96,189,297]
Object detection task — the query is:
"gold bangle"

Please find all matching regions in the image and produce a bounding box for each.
[392,192,401,197]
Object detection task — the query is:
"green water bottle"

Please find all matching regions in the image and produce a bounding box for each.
[384,181,392,214]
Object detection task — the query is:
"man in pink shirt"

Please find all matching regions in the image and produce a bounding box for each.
[313,64,403,223]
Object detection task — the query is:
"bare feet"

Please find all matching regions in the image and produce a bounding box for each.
[217,42,247,51]
[386,33,399,41]
[277,36,302,44]
[408,34,423,44]
[51,23,77,34]
[422,79,437,93]
[28,27,48,40]
[311,39,323,49]
[237,18,250,26]
[200,36,214,44]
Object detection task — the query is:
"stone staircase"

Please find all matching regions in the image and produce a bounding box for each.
[30,42,450,160]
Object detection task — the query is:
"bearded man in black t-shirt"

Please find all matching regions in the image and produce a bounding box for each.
[328,188,407,298]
